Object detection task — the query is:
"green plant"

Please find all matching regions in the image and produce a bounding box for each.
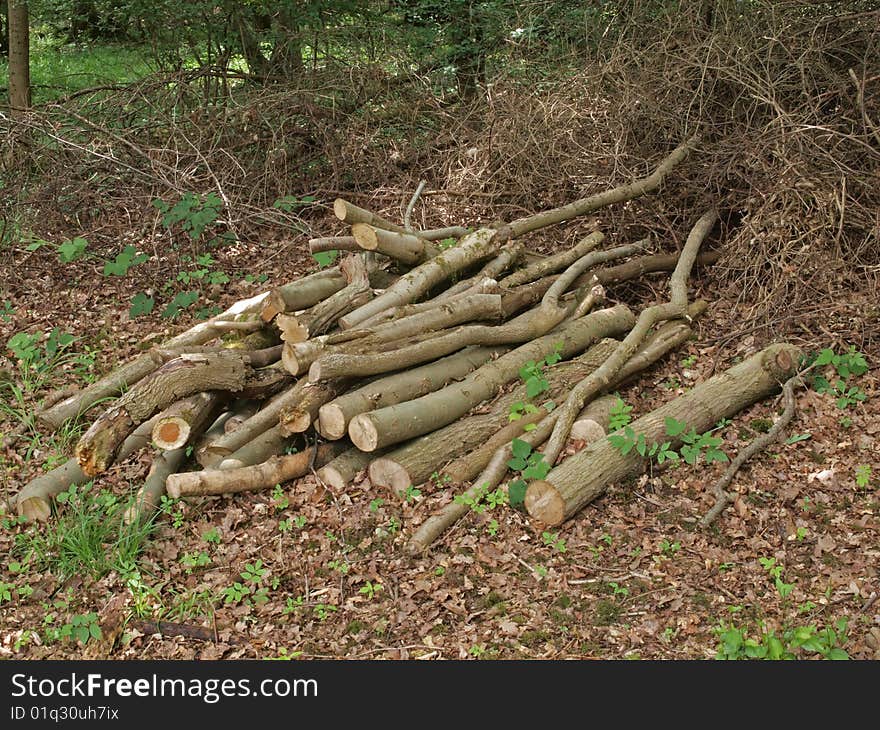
[154,192,223,243]
[607,581,629,598]
[283,596,304,615]
[159,495,185,529]
[541,531,567,553]
[57,236,89,263]
[715,619,848,660]
[312,250,339,268]
[327,559,350,576]
[518,342,563,399]
[16,484,154,581]
[271,484,289,510]
[0,300,15,322]
[608,396,633,431]
[359,581,383,600]
[369,498,385,513]
[129,292,155,318]
[202,528,221,544]
[680,354,697,368]
[403,484,422,503]
[855,464,872,489]
[507,438,551,507]
[0,581,13,603]
[313,603,337,621]
[241,559,268,584]
[785,432,811,445]
[179,551,211,573]
[103,245,148,276]
[659,539,680,557]
[222,582,251,604]
[809,346,868,410]
[759,557,794,600]
[161,290,199,320]
[469,644,486,658]
[57,613,102,646]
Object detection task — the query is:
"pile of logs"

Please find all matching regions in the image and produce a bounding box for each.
[14,136,799,549]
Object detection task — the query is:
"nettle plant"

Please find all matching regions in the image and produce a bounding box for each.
[807,346,868,426]
[608,416,729,467]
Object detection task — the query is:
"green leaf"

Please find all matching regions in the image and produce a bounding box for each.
[511,438,532,460]
[665,417,688,437]
[785,433,811,444]
[508,479,527,507]
[506,457,527,471]
[58,237,88,263]
[161,290,199,319]
[827,647,849,660]
[814,348,835,366]
[312,250,339,268]
[129,293,155,318]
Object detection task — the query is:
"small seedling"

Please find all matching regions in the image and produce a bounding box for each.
[202,528,221,544]
[271,484,289,510]
[403,484,422,503]
[541,531,567,553]
[855,465,872,489]
[369,498,385,513]
[359,581,383,600]
[241,560,268,584]
[659,539,680,557]
[608,396,633,430]
[313,603,337,621]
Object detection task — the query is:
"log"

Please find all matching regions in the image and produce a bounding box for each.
[75,350,259,476]
[316,447,376,491]
[369,339,620,496]
[333,198,410,233]
[541,209,718,465]
[167,442,347,497]
[351,224,440,265]
[349,304,635,452]
[308,236,361,254]
[403,310,706,553]
[15,416,160,522]
[195,411,237,469]
[218,424,298,470]
[338,228,498,329]
[152,392,225,450]
[259,268,347,322]
[124,446,188,524]
[569,395,618,444]
[36,290,271,430]
[494,136,699,241]
[436,244,523,301]
[526,343,801,525]
[279,380,352,435]
[317,346,501,439]
[498,231,606,288]
[589,250,721,287]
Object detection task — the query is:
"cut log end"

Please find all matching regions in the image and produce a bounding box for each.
[153,419,188,451]
[524,481,566,526]
[281,410,312,434]
[219,457,246,470]
[351,222,379,251]
[368,457,412,497]
[307,360,323,383]
[333,198,348,221]
[316,464,346,491]
[165,472,199,499]
[317,404,347,440]
[349,415,380,452]
[569,419,606,444]
[17,496,51,522]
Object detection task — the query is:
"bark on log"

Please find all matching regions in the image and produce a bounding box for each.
[167,442,347,497]
[124,447,188,525]
[349,304,635,452]
[316,447,376,491]
[152,392,225,450]
[259,268,347,322]
[333,198,410,234]
[309,236,361,254]
[498,231,606,288]
[494,136,699,241]
[436,244,523,301]
[370,339,620,496]
[403,311,705,553]
[526,343,801,525]
[75,350,261,476]
[338,228,498,329]
[317,346,501,439]
[588,250,721,287]
[541,209,718,465]
[351,224,440,265]
[279,380,352,435]
[15,416,160,522]
[218,424,298,470]
[569,395,618,444]
[37,291,271,430]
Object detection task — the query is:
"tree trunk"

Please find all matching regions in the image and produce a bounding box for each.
[218,424,298,470]
[368,339,620,496]
[317,345,500,439]
[349,304,635,452]
[15,416,159,522]
[152,391,225,451]
[338,228,498,329]
[167,442,346,497]
[75,350,263,475]
[526,343,801,525]
[351,223,440,265]
[316,447,376,491]
[8,0,29,115]
[279,380,352,435]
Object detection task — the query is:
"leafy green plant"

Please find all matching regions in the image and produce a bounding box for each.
[0,582,13,603]
[129,292,155,318]
[202,528,221,544]
[403,484,422,502]
[506,438,551,507]
[179,551,211,573]
[359,580,383,600]
[715,619,848,660]
[57,613,102,646]
[241,559,268,584]
[161,290,199,319]
[541,531,567,553]
[1,300,15,322]
[313,603,337,621]
[103,245,148,276]
[608,396,633,431]
[271,484,290,510]
[57,236,89,263]
[153,192,223,243]
[312,250,339,268]
[222,582,251,604]
[809,346,868,411]
[855,464,872,489]
[659,539,680,557]
[518,342,563,399]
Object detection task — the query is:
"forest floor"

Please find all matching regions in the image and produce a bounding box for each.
[1,213,878,661]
